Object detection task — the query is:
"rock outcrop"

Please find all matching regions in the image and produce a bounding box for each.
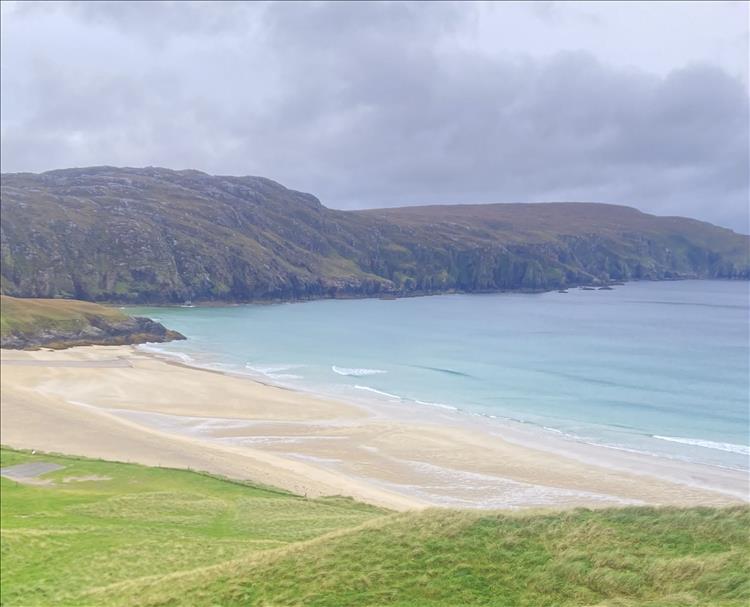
[0,295,185,349]
[1,316,184,350]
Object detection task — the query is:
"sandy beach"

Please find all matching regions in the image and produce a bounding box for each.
[1,345,747,511]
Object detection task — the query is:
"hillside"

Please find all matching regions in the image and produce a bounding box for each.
[1,167,748,303]
[1,448,748,607]
[0,448,383,607]
[0,295,184,348]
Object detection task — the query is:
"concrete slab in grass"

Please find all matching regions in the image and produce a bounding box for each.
[1,462,65,485]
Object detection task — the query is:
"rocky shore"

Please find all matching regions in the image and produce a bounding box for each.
[1,315,185,349]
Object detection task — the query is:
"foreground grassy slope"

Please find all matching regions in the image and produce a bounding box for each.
[2,167,748,302]
[2,448,748,607]
[0,448,384,606]
[98,509,750,607]
[0,295,183,348]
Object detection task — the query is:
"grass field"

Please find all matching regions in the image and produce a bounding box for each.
[0,295,128,338]
[1,447,748,606]
[0,448,383,606]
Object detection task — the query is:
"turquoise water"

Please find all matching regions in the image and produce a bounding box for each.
[132,280,750,472]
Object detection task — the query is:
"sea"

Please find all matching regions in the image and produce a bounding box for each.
[131,280,750,473]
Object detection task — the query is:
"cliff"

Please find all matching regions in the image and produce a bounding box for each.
[1,167,747,303]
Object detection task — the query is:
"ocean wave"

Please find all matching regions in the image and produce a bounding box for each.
[354,385,401,400]
[415,399,459,411]
[137,345,194,364]
[652,435,750,455]
[245,363,304,381]
[332,366,387,377]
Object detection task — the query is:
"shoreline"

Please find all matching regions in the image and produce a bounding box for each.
[138,342,750,494]
[1,345,747,510]
[108,276,749,309]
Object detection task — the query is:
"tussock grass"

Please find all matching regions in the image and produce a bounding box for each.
[2,448,748,606]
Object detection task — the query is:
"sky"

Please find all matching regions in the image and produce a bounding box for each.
[1,1,748,232]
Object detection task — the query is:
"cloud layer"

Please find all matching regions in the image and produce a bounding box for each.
[1,1,748,232]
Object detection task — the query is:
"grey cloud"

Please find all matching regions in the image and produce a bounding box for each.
[11,0,262,41]
[1,1,748,233]
[528,1,602,25]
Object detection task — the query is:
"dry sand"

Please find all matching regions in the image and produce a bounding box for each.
[1,346,747,511]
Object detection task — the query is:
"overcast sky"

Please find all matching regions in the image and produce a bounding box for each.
[1,1,748,232]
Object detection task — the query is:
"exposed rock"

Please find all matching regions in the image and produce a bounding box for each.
[2,167,748,303]
[0,295,185,349]
[1,315,185,350]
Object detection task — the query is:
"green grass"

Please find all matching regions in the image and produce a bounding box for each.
[0,295,126,337]
[1,448,748,607]
[0,448,383,606]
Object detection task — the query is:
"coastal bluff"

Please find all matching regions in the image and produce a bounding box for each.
[0,295,184,349]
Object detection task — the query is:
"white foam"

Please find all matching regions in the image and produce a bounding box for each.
[332,366,387,377]
[415,399,459,411]
[354,385,401,400]
[245,363,304,381]
[137,344,194,364]
[542,435,750,473]
[245,363,299,373]
[653,436,750,456]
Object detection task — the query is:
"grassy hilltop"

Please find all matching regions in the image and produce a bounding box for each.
[2,448,748,607]
[0,295,183,348]
[2,167,748,303]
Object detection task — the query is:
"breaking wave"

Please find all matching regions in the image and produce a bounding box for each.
[137,344,194,364]
[245,363,304,381]
[332,366,387,377]
[354,385,401,400]
[415,399,459,411]
[652,436,749,455]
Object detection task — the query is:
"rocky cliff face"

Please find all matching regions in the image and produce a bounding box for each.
[1,167,748,303]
